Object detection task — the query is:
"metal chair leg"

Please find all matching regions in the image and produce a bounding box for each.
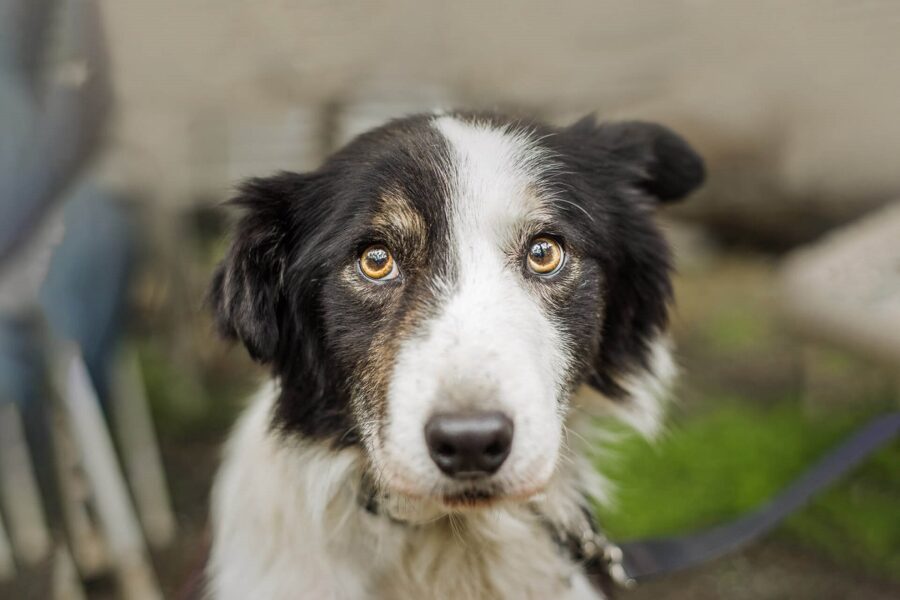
[111,346,176,548]
[51,343,162,600]
[52,542,87,600]
[51,402,109,577]
[0,402,51,565]
[0,509,14,580]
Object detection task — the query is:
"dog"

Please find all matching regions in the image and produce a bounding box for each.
[205,111,704,599]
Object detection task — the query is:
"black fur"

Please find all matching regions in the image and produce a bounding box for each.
[209,116,454,445]
[209,112,704,444]
[546,116,704,398]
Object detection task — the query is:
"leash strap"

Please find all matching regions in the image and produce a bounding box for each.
[613,412,900,583]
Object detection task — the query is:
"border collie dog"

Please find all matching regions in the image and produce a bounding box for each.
[207,111,704,599]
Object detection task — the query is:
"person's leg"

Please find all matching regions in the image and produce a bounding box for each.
[39,181,137,411]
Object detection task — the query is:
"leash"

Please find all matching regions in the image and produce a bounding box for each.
[579,411,900,589]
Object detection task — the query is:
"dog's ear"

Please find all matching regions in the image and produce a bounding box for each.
[208,172,310,363]
[562,115,705,204]
[556,117,704,420]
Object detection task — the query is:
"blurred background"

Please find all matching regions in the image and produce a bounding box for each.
[0,1,898,598]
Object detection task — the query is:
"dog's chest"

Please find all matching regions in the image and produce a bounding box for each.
[367,513,600,600]
[209,388,604,600]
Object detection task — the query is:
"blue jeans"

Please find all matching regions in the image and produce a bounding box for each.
[38,182,136,408]
[0,181,135,514]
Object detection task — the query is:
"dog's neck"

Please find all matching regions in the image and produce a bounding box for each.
[359,462,620,597]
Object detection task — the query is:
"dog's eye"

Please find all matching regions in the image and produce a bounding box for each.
[359,245,399,281]
[526,237,564,276]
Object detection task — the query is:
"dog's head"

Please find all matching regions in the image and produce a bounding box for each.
[209,112,704,508]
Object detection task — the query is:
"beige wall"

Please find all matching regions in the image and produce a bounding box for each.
[100,0,900,235]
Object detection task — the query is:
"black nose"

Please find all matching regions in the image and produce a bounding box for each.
[425,411,514,478]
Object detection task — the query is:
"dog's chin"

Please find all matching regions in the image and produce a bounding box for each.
[386,477,553,513]
[437,487,499,510]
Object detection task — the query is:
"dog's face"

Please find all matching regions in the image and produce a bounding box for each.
[210,112,704,508]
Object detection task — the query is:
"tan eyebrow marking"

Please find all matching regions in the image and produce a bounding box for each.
[371,189,427,254]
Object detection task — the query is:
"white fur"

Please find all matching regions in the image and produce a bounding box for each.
[374,116,570,500]
[209,383,606,600]
[208,383,384,599]
[575,337,676,439]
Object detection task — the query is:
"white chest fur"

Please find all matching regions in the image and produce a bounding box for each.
[207,384,605,600]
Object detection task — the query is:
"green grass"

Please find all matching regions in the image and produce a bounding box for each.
[595,402,900,578]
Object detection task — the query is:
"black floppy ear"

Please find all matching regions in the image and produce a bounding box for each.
[555,117,705,409]
[208,172,307,362]
[564,116,705,203]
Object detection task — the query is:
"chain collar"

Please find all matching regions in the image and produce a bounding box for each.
[574,524,635,589]
[360,477,634,593]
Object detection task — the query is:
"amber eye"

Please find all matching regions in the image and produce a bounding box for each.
[526,237,564,275]
[359,245,399,281]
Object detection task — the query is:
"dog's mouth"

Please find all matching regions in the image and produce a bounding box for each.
[439,484,503,509]
[381,471,522,512]
[381,476,551,513]
[383,478,505,508]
